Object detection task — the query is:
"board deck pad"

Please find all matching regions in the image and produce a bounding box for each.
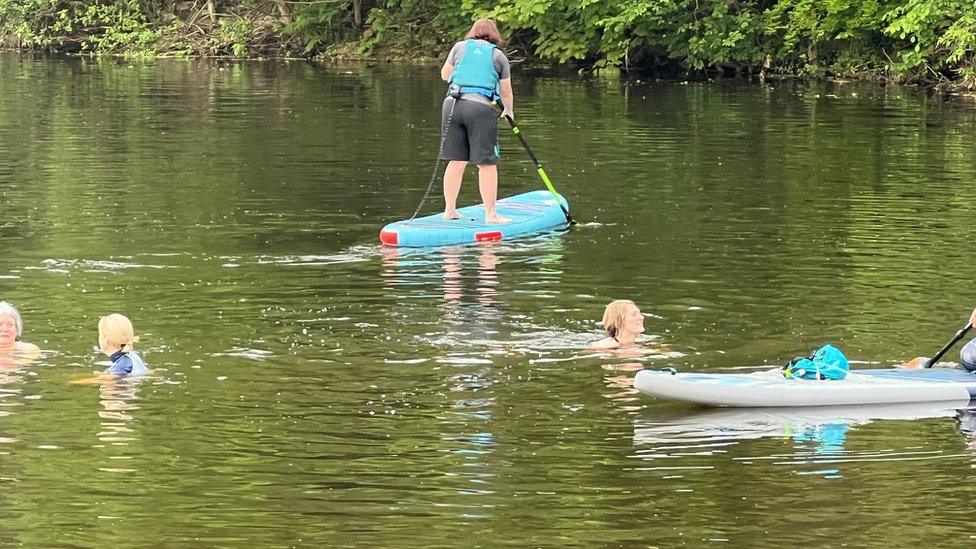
[380,190,570,247]
[634,367,976,407]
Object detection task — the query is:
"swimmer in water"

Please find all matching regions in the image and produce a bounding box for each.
[591,299,645,350]
[0,301,40,363]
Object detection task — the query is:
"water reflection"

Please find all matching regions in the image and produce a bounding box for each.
[0,355,32,383]
[381,243,502,319]
[953,409,976,460]
[381,243,506,510]
[0,354,39,443]
[95,378,143,449]
[0,361,26,445]
[437,244,501,321]
[634,403,964,479]
[601,358,679,415]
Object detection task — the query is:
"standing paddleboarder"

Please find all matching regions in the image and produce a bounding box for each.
[439,18,514,224]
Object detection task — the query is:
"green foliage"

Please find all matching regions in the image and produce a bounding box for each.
[0,0,66,46]
[217,17,253,58]
[0,0,161,52]
[359,0,467,54]
[884,0,976,82]
[287,1,358,55]
[0,0,973,88]
[759,0,891,75]
[484,0,605,62]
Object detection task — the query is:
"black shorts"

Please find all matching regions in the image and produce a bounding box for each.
[439,97,500,165]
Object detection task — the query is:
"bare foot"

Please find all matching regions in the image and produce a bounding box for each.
[485,214,511,224]
[443,211,461,220]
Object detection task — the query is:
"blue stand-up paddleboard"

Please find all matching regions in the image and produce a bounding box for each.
[634,367,976,407]
[380,190,570,247]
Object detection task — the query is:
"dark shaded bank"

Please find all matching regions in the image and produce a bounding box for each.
[1,1,974,91]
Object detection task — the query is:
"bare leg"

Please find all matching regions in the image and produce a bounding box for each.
[478,164,511,224]
[443,160,466,219]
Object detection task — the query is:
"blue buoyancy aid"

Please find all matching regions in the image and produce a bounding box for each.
[449,39,500,99]
[107,349,150,377]
[783,344,849,380]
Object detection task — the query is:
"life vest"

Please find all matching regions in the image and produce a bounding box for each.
[449,39,500,99]
[110,349,150,376]
[783,344,849,380]
[127,350,149,375]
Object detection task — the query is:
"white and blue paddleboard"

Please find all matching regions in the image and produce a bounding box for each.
[634,367,976,407]
[380,190,570,247]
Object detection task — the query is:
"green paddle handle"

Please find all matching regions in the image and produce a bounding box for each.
[503,115,575,225]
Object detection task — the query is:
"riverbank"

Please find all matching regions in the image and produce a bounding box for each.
[2,0,973,92]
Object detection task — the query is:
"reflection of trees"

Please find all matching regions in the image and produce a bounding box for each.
[0,59,443,255]
[542,78,976,367]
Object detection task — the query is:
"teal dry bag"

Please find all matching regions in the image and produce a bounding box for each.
[783,344,849,380]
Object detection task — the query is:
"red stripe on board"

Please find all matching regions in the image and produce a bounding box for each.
[475,231,503,242]
[379,230,398,245]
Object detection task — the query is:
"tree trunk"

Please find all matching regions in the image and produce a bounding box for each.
[276,0,292,24]
[353,0,362,28]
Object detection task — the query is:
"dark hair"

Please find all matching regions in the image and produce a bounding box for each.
[464,18,506,49]
[606,325,619,339]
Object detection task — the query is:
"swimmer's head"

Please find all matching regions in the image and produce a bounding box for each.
[0,301,24,343]
[602,300,644,339]
[98,313,139,354]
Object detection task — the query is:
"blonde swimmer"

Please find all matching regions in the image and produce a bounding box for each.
[73,314,149,384]
[99,314,149,376]
[591,300,646,350]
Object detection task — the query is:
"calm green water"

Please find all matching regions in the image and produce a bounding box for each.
[1,54,976,546]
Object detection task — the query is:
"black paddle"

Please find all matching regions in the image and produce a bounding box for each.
[922,319,974,369]
[500,113,575,226]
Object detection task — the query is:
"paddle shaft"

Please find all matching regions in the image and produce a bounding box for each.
[924,323,973,368]
[502,115,575,225]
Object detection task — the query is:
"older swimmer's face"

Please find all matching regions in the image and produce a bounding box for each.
[0,314,17,347]
[625,303,645,334]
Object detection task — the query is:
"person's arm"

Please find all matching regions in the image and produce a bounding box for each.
[970,307,976,328]
[499,78,514,120]
[441,43,461,82]
[70,374,118,385]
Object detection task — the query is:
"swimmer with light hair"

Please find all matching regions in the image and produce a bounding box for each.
[591,299,646,350]
[0,301,40,359]
[98,313,149,376]
[72,313,150,385]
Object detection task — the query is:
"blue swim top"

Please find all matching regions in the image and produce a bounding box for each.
[107,349,149,377]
